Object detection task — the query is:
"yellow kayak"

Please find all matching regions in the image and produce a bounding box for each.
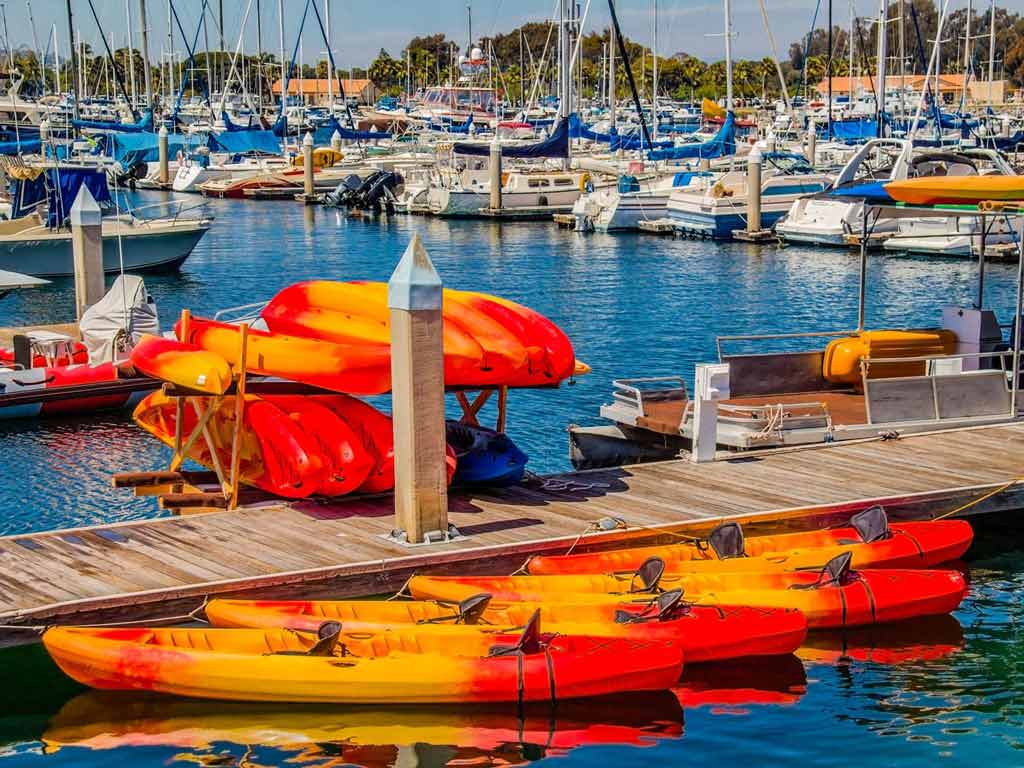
[885,175,1024,206]
[43,620,684,704]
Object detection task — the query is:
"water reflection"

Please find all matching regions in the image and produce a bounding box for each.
[40,691,685,767]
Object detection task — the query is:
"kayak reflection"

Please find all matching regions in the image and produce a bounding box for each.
[797,614,965,665]
[43,690,685,766]
[674,654,808,708]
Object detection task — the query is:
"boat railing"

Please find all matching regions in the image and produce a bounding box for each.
[609,376,689,426]
[123,198,212,225]
[861,349,1012,374]
[716,330,855,361]
[213,300,270,324]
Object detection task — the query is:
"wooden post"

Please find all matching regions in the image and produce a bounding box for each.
[303,131,315,197]
[331,129,342,154]
[158,123,169,184]
[806,117,816,167]
[489,139,502,211]
[228,323,249,508]
[70,183,105,319]
[388,233,449,544]
[746,145,762,233]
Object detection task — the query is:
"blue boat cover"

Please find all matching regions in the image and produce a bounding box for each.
[73,109,154,133]
[0,138,41,155]
[454,116,569,158]
[832,119,878,141]
[46,168,113,228]
[672,170,714,187]
[312,117,391,145]
[429,114,473,134]
[209,129,281,155]
[568,114,672,149]
[108,130,197,166]
[8,170,47,219]
[827,180,894,203]
[221,110,256,132]
[270,113,289,137]
[647,112,736,161]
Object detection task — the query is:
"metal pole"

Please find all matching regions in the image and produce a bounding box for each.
[724,0,733,110]
[52,24,61,96]
[277,0,285,114]
[961,0,971,112]
[126,0,137,109]
[858,206,868,331]
[27,2,44,96]
[988,0,996,105]
[219,0,225,97]
[876,0,886,136]
[139,0,152,107]
[652,0,658,141]
[827,0,832,139]
[1011,218,1023,416]
[608,23,615,128]
[976,214,987,309]
[324,0,332,113]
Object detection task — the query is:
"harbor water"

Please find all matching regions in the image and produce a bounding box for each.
[1,194,1023,766]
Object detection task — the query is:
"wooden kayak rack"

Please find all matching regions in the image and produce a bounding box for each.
[114,310,523,513]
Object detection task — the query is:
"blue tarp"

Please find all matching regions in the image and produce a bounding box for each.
[827,180,894,204]
[832,119,879,141]
[312,117,390,145]
[8,171,47,219]
[0,139,41,155]
[454,116,569,159]
[979,130,1024,151]
[271,113,289,137]
[221,110,256,132]
[108,130,197,166]
[210,129,281,155]
[73,109,154,133]
[46,168,113,228]
[429,114,473,134]
[568,114,671,150]
[647,112,736,161]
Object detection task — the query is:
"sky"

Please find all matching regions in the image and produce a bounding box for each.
[5,0,990,69]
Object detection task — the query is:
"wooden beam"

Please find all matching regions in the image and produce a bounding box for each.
[228,324,249,509]
[169,396,220,472]
[496,385,508,432]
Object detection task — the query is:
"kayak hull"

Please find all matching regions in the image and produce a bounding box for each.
[43,626,684,704]
[885,176,1024,206]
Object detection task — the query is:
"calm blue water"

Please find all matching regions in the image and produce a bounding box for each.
[1,193,1023,766]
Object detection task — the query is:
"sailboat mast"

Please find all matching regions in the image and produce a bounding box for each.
[848,0,854,100]
[827,0,832,139]
[52,24,61,96]
[65,0,80,121]
[608,23,615,128]
[325,0,332,113]
[652,0,658,140]
[961,0,971,111]
[27,2,44,96]
[875,0,886,135]
[724,0,733,110]
[987,0,995,105]
[899,0,905,116]
[139,0,152,107]
[277,0,284,112]
[126,0,137,108]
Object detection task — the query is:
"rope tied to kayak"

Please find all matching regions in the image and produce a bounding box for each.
[932,477,1024,520]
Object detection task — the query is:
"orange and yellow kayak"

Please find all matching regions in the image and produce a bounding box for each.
[43,622,684,704]
[526,519,973,575]
[407,563,968,629]
[129,335,233,395]
[885,175,1024,206]
[204,594,808,663]
[133,391,444,498]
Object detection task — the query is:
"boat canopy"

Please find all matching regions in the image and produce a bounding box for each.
[647,112,736,161]
[827,180,894,204]
[0,138,41,156]
[209,129,281,155]
[220,111,257,132]
[454,117,569,158]
[568,114,672,150]
[312,117,390,145]
[832,119,879,142]
[46,168,114,228]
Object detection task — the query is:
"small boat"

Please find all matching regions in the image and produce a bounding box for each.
[42,614,685,704]
[885,175,1024,206]
[204,591,808,663]
[407,554,968,629]
[525,509,973,575]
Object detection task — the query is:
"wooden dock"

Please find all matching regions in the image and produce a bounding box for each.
[2,420,1023,644]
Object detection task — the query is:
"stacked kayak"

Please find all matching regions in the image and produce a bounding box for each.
[526,511,973,575]
[130,280,587,395]
[204,591,809,662]
[407,553,968,629]
[134,391,526,498]
[42,613,684,704]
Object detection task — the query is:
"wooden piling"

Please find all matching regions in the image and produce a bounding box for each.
[70,183,104,319]
[158,124,169,184]
[388,233,449,544]
[303,132,315,198]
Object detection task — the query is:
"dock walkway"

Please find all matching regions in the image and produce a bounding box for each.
[2,421,1023,641]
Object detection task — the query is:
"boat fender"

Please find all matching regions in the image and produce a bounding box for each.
[850,505,891,543]
[629,557,666,594]
[579,173,592,193]
[707,521,746,559]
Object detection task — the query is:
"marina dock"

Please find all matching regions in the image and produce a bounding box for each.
[2,420,1021,645]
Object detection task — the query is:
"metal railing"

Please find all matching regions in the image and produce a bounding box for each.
[716,329,856,361]
[213,300,270,324]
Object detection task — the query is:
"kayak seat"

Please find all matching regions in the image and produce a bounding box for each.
[268,622,346,657]
[489,609,543,657]
[456,593,493,624]
[707,522,746,559]
[629,557,666,593]
[851,505,891,543]
[614,588,690,624]
[789,551,855,590]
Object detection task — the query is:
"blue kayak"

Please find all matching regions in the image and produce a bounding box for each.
[446,421,528,487]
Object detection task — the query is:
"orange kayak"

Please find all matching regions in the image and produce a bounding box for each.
[204,593,808,663]
[129,335,233,395]
[408,555,968,629]
[885,175,1024,206]
[526,515,973,575]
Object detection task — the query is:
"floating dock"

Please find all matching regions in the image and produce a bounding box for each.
[0,420,1021,645]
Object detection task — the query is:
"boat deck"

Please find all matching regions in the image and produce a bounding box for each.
[2,420,1022,643]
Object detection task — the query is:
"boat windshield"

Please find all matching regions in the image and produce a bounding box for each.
[851,145,903,182]
[765,154,814,175]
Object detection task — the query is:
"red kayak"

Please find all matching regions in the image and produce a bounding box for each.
[526,511,973,575]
